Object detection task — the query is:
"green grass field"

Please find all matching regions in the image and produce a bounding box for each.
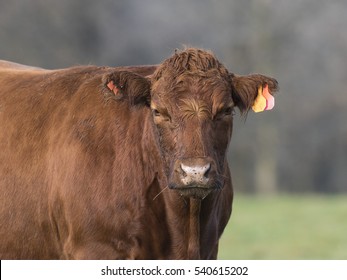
[218,195,347,259]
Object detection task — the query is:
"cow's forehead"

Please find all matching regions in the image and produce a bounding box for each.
[151,74,232,110]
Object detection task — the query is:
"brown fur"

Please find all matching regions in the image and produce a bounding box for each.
[0,48,278,259]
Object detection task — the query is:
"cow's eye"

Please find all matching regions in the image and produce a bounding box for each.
[152,109,161,117]
[215,107,235,120]
[152,109,171,122]
[222,107,233,115]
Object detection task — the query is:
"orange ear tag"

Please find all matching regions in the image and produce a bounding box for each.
[252,84,275,113]
[252,86,267,112]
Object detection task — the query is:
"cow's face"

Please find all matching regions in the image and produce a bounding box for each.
[150,72,233,199]
[104,49,278,200]
[149,49,278,199]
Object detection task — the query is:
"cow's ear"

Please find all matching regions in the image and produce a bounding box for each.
[102,71,151,105]
[230,73,279,114]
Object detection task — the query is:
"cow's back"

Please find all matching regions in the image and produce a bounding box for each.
[0,60,44,71]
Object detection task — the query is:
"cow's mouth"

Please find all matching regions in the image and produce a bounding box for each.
[169,182,222,200]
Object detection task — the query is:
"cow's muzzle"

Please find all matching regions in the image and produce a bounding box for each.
[169,157,222,199]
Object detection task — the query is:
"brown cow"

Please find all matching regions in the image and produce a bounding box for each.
[0,48,278,259]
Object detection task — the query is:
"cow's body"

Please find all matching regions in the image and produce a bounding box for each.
[0,61,231,259]
[0,49,277,259]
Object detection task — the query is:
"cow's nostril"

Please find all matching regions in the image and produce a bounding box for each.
[203,163,211,178]
[179,165,187,177]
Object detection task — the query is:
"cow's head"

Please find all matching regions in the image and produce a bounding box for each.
[104,48,278,199]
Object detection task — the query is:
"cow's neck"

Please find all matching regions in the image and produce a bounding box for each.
[187,198,201,259]
[161,194,203,259]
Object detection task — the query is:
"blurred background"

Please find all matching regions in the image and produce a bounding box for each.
[1,0,346,259]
